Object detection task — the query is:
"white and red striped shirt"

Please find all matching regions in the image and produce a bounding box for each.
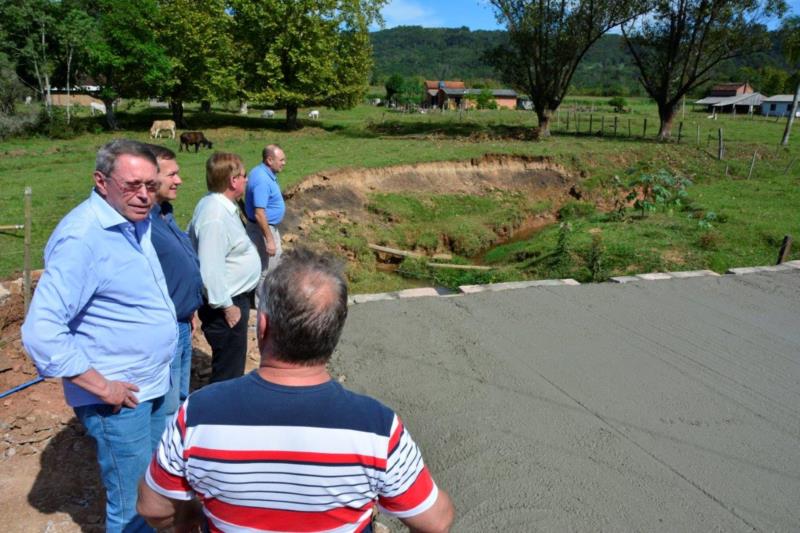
[145,372,438,532]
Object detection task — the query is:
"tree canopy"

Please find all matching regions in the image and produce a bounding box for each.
[487,0,648,136]
[622,0,786,140]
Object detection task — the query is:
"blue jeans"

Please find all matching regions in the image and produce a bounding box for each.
[164,320,192,417]
[75,396,167,533]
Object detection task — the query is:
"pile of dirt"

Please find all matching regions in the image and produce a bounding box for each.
[282,153,578,243]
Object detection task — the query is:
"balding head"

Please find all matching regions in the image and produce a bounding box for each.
[258,248,348,366]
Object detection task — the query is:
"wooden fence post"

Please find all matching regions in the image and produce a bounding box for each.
[566,112,570,131]
[576,113,581,132]
[747,151,757,179]
[589,114,593,134]
[677,121,683,143]
[614,116,618,137]
[600,115,605,136]
[643,118,647,138]
[718,128,724,160]
[23,186,32,316]
[777,235,793,264]
[696,124,700,145]
[627,118,631,137]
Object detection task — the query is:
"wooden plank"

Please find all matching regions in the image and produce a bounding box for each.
[368,243,424,258]
[427,262,492,271]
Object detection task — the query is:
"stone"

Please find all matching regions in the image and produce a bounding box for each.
[397,287,439,299]
[726,267,760,275]
[669,270,719,278]
[610,276,640,284]
[637,272,672,281]
[352,293,395,304]
[0,283,10,305]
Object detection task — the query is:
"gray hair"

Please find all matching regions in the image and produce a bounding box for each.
[262,143,282,163]
[258,247,348,366]
[96,139,159,176]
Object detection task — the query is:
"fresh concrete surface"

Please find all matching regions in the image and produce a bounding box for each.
[331,270,800,531]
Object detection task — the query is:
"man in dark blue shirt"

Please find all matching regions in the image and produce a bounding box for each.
[147,144,204,417]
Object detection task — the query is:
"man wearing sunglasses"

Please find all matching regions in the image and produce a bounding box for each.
[22,139,178,532]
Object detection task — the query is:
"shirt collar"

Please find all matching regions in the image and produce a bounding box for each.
[150,201,173,219]
[211,192,239,214]
[261,163,278,181]
[90,188,150,238]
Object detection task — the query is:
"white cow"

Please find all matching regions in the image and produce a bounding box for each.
[308,110,320,120]
[150,119,176,139]
[261,109,275,119]
[90,102,106,115]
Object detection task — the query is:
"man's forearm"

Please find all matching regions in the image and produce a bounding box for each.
[254,209,274,245]
[68,368,139,408]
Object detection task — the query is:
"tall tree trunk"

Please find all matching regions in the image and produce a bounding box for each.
[780,81,800,146]
[170,99,187,128]
[286,105,299,130]
[66,50,73,124]
[535,106,551,137]
[657,102,677,141]
[103,97,117,130]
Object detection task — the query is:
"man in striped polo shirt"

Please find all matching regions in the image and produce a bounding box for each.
[137,248,455,532]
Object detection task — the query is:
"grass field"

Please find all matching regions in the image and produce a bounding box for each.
[1,97,798,292]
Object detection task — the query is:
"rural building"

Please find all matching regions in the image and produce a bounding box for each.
[423,80,465,108]
[694,92,764,115]
[49,92,104,108]
[761,95,800,117]
[436,87,518,110]
[707,82,754,97]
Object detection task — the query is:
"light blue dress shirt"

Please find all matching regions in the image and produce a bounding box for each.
[22,190,178,407]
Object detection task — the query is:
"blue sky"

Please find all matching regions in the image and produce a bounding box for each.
[378,0,800,32]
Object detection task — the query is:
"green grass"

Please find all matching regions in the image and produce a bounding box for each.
[1,100,798,292]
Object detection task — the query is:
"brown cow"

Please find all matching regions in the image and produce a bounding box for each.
[179,131,213,153]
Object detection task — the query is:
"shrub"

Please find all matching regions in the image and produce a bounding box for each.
[608,96,627,113]
[558,200,596,220]
[627,170,691,217]
[476,89,497,110]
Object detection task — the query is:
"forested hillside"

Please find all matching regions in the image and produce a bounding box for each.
[371,26,793,97]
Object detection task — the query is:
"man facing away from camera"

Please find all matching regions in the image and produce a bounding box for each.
[138,247,455,533]
[23,139,178,532]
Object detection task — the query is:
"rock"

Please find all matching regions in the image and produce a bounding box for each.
[5,447,16,458]
[337,375,347,383]
[374,522,391,533]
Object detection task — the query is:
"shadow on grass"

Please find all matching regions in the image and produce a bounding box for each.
[361,120,541,140]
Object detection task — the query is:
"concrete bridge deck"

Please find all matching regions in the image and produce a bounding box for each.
[332,269,800,531]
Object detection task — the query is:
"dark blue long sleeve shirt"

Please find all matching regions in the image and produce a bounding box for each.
[149,202,204,321]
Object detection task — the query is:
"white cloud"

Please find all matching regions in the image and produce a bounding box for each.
[381,0,444,27]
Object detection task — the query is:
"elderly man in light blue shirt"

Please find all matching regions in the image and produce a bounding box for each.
[22,139,177,533]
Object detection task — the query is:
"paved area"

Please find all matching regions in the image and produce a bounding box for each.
[330,270,800,531]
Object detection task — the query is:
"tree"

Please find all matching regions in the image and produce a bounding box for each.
[0,53,28,115]
[476,88,498,109]
[232,0,386,130]
[622,0,786,141]
[55,4,96,124]
[487,0,646,137]
[81,0,171,129]
[1,0,57,113]
[780,16,800,146]
[385,73,404,103]
[152,0,238,127]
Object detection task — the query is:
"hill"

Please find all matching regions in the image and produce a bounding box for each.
[370,26,793,97]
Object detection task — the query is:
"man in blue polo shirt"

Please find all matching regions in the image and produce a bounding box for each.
[147,144,203,418]
[245,144,286,292]
[22,139,177,532]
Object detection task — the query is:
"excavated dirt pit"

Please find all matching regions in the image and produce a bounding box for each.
[282,154,583,256]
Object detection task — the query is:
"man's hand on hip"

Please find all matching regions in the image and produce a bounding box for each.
[101,380,141,412]
[223,305,241,328]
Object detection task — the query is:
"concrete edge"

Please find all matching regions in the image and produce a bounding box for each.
[345,261,799,305]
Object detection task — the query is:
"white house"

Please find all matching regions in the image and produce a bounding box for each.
[761,95,800,117]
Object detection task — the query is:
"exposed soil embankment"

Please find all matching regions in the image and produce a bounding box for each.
[282,154,578,239]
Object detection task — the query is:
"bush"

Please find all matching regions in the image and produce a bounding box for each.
[0,110,38,140]
[36,107,91,139]
[608,96,627,113]
[558,200,596,220]
[627,170,691,217]
[476,89,497,110]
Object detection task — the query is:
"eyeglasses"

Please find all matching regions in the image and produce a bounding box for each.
[101,173,159,194]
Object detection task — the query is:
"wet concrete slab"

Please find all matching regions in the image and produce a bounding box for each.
[332,270,800,532]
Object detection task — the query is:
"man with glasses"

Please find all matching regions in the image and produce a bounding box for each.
[188,152,260,384]
[22,139,178,532]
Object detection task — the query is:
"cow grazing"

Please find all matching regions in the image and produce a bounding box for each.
[150,120,176,139]
[179,131,213,153]
[90,102,106,115]
[308,110,320,120]
[261,109,275,119]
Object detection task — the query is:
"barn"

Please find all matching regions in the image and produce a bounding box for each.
[761,95,800,118]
